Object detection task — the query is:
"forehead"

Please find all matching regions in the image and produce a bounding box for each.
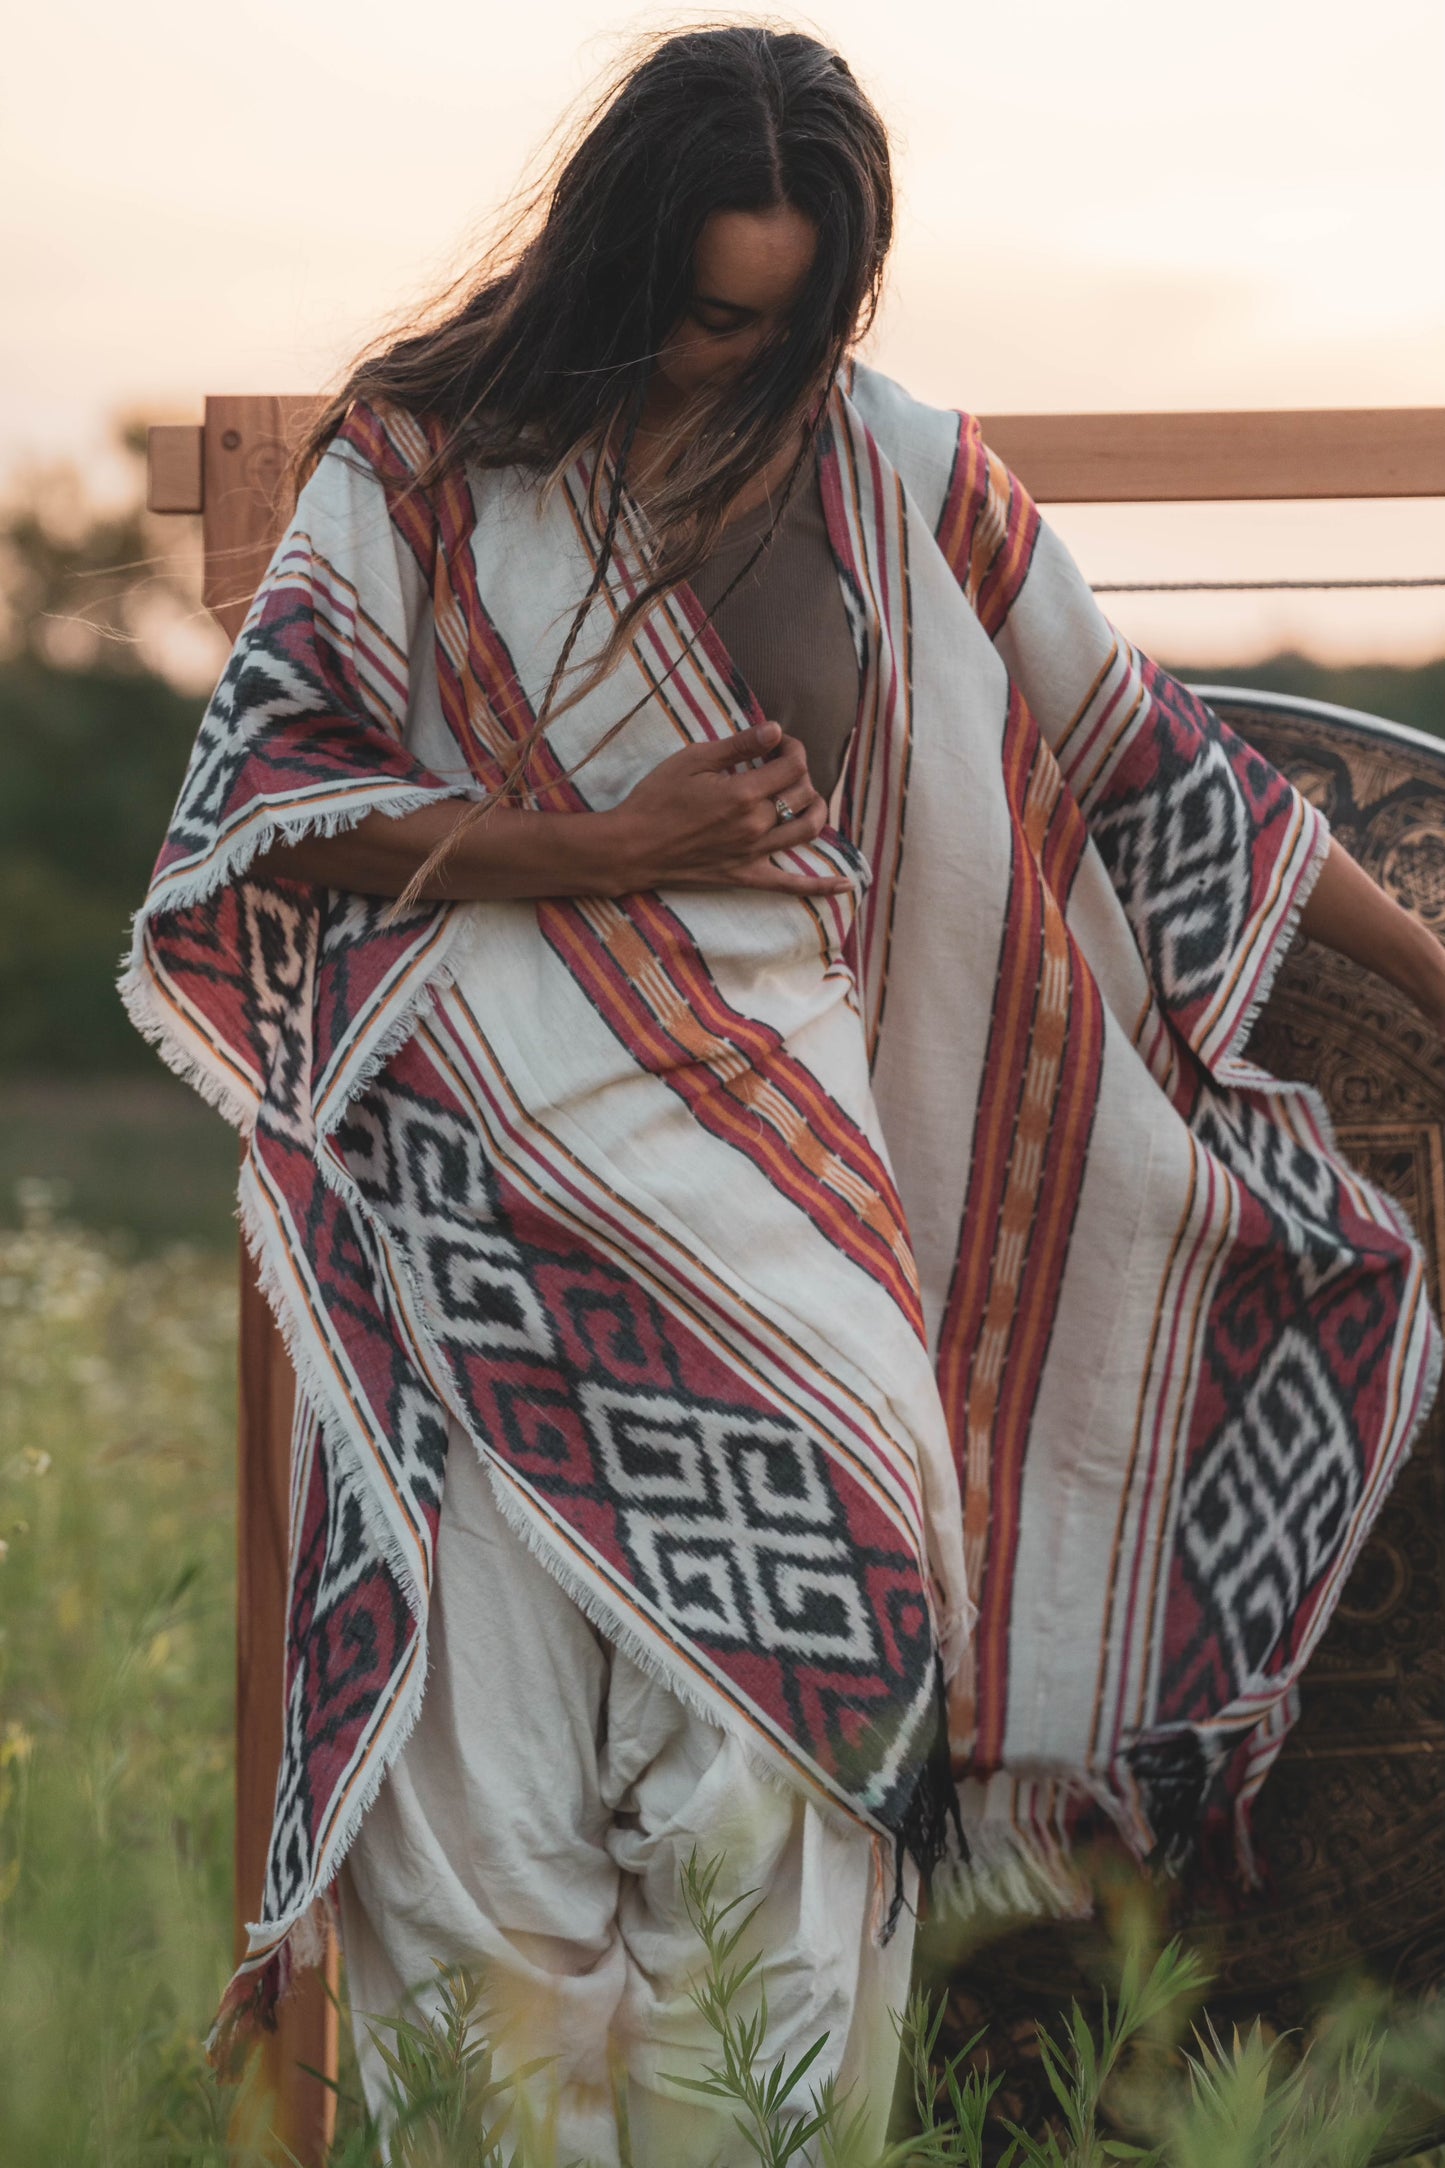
[692,204,817,312]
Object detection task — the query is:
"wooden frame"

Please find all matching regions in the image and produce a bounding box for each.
[146,396,1445,2165]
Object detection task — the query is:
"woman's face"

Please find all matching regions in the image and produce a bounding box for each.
[654,202,817,403]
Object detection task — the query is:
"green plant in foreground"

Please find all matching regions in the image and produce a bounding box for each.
[331,1850,1445,2168]
[318,1961,551,2168]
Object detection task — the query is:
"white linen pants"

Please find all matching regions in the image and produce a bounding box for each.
[336,1420,916,2165]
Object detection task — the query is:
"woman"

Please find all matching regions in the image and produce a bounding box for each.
[124,24,1443,2160]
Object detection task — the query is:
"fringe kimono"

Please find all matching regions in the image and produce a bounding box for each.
[121,361,1442,2065]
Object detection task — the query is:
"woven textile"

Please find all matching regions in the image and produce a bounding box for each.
[122,363,1441,2063]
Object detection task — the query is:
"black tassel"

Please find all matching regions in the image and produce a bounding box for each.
[885,1657,968,1939]
[1127,1730,1213,1876]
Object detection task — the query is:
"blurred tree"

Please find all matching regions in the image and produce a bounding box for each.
[1184,651,1445,742]
[0,420,221,1075]
[0,419,220,685]
[0,660,207,1071]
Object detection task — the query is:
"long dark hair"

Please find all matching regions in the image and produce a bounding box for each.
[303,23,892,818]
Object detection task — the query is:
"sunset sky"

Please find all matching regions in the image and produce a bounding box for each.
[4,0,1442,664]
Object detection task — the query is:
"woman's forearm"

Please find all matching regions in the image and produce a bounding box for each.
[247,800,638,902]
[1298,835,1445,1021]
[239,723,849,906]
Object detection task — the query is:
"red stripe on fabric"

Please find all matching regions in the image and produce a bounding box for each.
[935,414,985,579]
[625,892,913,1230]
[935,703,1045,1430]
[538,899,925,1333]
[975,470,1042,637]
[970,950,1105,1765]
[280,551,411,708]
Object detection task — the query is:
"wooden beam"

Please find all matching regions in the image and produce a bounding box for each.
[144,401,1445,522]
[146,424,204,514]
[201,395,319,636]
[976,406,1445,503]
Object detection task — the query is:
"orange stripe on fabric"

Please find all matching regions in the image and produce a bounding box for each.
[972,918,1102,1765]
[1054,639,1120,766]
[540,903,923,1326]
[935,708,1044,1439]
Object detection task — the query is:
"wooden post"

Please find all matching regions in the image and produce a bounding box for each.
[145,395,1445,2164]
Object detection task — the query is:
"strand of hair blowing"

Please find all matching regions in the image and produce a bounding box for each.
[296,24,894,893]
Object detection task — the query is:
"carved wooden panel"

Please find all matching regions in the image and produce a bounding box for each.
[934,692,1445,2148]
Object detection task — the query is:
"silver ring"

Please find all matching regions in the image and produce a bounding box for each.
[774,796,796,822]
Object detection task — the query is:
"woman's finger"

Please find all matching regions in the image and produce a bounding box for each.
[742,737,811,798]
[761,790,828,844]
[689,720,783,770]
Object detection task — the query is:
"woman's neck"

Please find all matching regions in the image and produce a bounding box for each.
[628,378,810,524]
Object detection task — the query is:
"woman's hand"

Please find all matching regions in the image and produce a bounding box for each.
[243,719,850,904]
[604,719,850,896]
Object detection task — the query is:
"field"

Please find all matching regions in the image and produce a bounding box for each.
[0,1077,239,1253]
[0,1187,237,2159]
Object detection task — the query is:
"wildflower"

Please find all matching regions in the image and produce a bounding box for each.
[0,1723,34,1768]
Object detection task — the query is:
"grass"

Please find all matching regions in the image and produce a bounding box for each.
[0,1076,240,1252]
[2,1187,1445,2167]
[0,1186,235,2162]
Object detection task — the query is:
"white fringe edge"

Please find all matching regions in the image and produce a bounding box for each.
[235,1165,431,1626]
[314,945,460,1140]
[200,1182,445,2035]
[117,783,477,1140]
[128,781,475,926]
[479,1442,862,1825]
[931,1797,1095,1930]
[935,1226,1444,1935]
[117,945,260,1136]
[210,1055,909,2033]
[1210,801,1332,1083]
[203,1621,432,2057]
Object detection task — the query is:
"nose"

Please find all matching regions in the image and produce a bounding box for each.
[702,325,767,380]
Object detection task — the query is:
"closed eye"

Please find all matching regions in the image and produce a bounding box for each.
[688,297,757,336]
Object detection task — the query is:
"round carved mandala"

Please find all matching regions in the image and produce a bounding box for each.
[1382,829,1445,928]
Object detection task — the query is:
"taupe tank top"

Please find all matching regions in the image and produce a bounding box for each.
[688,450,861,801]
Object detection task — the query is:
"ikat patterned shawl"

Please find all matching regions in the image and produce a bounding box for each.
[121,361,1441,2064]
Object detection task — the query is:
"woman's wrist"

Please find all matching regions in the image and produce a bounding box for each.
[449,803,645,901]
[1394,913,1445,1027]
[563,806,647,897]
